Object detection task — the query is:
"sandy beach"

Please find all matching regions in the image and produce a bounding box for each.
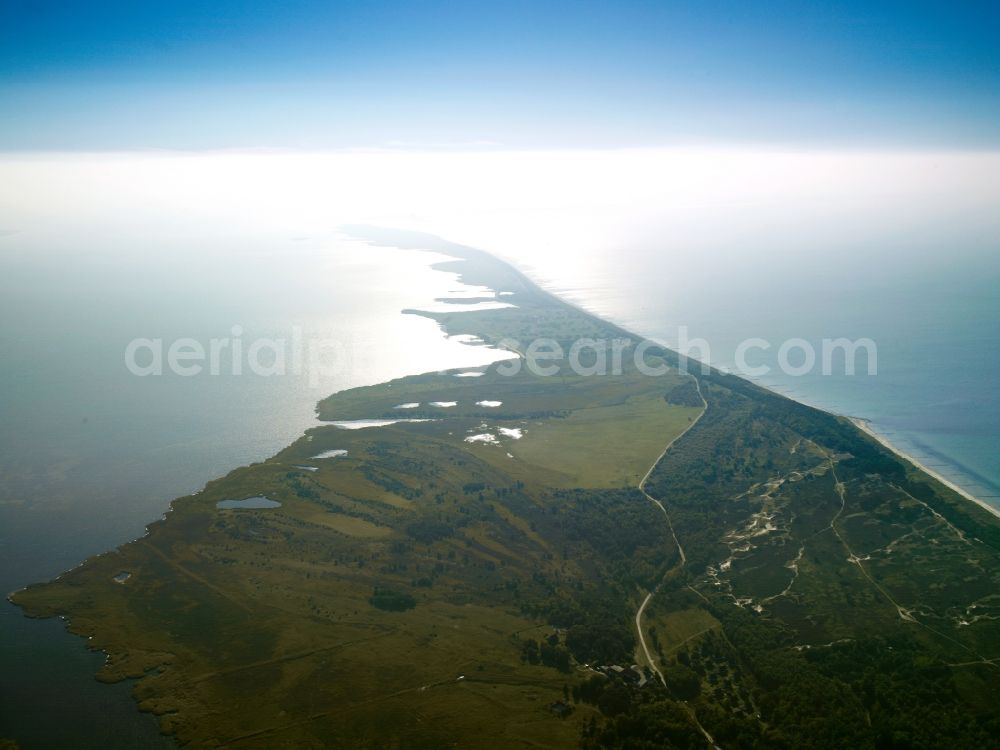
[850,417,1000,521]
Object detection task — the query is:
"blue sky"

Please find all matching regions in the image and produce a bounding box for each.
[1,0,998,150]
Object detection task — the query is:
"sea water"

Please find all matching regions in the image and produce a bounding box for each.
[0,226,508,747]
[505,239,1000,508]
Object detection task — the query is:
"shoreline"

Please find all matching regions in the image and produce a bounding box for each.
[850,417,1000,520]
[0,237,515,750]
[499,260,999,524]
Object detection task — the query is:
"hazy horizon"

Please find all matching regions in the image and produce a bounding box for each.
[3,146,999,509]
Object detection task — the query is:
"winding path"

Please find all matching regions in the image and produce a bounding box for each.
[634,375,707,685]
[632,374,727,750]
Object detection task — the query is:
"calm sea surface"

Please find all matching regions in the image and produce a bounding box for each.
[505,245,1000,507]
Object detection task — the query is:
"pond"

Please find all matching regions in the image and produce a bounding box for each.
[215,496,282,509]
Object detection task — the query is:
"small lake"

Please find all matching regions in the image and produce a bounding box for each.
[216,496,281,509]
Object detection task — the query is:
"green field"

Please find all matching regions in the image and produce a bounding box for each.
[509,392,701,488]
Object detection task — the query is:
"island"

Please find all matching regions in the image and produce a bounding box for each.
[12,229,1000,748]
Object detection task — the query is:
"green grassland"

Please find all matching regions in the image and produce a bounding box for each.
[12,229,1000,748]
[509,393,701,488]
